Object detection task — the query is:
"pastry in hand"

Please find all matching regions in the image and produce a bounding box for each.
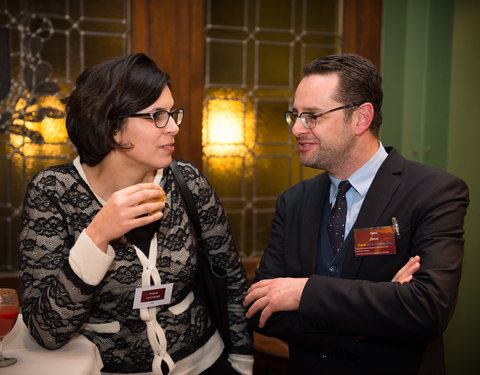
[140,186,166,215]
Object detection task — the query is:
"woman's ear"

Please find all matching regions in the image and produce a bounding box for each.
[113,126,123,144]
[354,102,374,136]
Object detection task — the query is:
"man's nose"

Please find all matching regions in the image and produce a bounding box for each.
[291,116,307,137]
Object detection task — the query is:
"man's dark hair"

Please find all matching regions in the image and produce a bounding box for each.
[64,53,171,166]
[303,53,383,136]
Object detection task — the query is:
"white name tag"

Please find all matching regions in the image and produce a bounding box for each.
[133,283,173,309]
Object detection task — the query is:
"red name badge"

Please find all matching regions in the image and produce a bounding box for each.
[354,226,396,256]
[133,283,173,309]
[141,288,166,302]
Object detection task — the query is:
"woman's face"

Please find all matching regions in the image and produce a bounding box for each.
[114,86,179,172]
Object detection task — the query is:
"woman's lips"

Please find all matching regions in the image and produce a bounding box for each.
[161,143,175,152]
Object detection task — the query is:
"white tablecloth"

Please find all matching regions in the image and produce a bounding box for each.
[0,314,103,375]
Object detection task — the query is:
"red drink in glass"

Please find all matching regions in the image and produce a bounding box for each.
[0,307,18,337]
[0,288,19,367]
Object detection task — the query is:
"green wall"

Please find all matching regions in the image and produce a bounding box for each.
[445,0,480,373]
[382,0,480,373]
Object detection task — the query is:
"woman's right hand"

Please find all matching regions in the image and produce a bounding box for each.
[85,183,165,252]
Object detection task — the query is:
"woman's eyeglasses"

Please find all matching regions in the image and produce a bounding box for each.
[129,109,184,128]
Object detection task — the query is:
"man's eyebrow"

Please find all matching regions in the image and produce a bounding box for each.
[293,106,323,113]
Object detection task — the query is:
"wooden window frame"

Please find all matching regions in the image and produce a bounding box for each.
[131,0,205,168]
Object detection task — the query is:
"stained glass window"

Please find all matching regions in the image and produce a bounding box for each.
[0,0,130,271]
[204,0,342,257]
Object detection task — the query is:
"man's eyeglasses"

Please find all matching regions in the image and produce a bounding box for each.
[284,103,363,129]
[129,108,184,128]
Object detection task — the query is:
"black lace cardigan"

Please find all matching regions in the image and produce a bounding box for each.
[18,159,252,373]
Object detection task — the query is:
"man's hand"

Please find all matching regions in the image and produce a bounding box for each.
[392,255,421,283]
[243,256,421,328]
[243,277,308,328]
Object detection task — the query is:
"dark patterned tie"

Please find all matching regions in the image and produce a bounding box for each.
[328,180,352,254]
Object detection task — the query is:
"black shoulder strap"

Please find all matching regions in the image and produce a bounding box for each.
[170,162,231,350]
[169,159,201,239]
[169,160,227,279]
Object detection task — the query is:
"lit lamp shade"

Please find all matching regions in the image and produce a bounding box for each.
[206,98,245,145]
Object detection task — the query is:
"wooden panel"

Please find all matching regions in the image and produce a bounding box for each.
[343,0,382,68]
[0,273,19,292]
[131,0,205,169]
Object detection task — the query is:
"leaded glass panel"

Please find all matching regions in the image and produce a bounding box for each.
[0,0,130,272]
[204,0,342,256]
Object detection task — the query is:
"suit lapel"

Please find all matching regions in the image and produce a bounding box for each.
[300,173,330,275]
[341,148,405,278]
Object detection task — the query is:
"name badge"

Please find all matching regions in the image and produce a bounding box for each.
[354,226,396,256]
[133,283,173,309]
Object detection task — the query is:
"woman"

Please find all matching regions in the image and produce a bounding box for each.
[18,53,253,374]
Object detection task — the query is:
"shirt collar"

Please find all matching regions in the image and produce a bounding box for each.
[329,141,388,203]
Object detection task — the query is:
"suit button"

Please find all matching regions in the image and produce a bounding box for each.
[328,266,337,273]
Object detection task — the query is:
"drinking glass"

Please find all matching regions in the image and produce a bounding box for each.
[0,288,19,367]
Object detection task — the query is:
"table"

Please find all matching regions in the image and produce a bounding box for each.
[0,314,103,375]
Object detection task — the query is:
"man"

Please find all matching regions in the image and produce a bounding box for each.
[243,54,469,374]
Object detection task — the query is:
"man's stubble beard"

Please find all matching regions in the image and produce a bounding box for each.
[298,134,355,174]
[297,141,340,172]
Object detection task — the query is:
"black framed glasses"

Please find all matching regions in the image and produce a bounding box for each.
[129,108,184,128]
[284,103,363,129]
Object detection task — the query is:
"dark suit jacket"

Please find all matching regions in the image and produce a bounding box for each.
[250,147,469,375]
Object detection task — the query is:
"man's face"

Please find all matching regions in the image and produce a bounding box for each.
[291,73,357,174]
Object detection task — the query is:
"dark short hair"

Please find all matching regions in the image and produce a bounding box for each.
[64,53,171,166]
[302,54,383,136]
